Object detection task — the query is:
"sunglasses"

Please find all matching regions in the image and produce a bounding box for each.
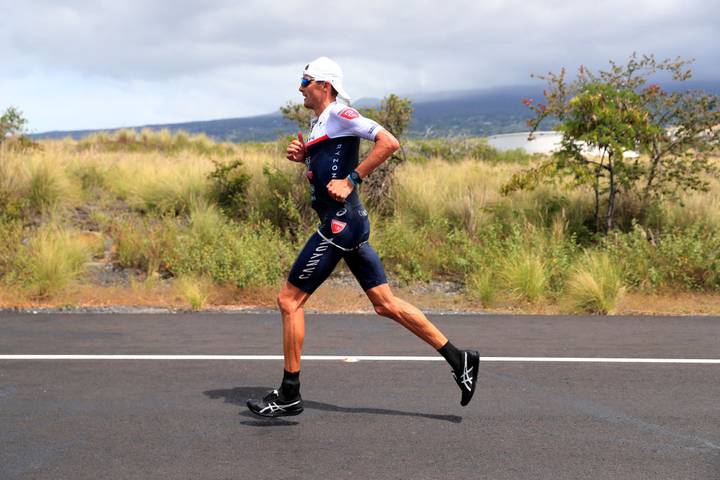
[300,77,325,88]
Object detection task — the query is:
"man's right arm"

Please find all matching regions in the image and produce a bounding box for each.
[354,129,400,180]
[286,132,306,162]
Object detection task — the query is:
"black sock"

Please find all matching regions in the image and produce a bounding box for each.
[278,369,300,401]
[438,341,463,372]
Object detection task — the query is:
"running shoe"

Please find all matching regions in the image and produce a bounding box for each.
[452,350,480,406]
[247,389,304,417]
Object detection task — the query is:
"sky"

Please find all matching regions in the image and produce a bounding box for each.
[2,0,718,133]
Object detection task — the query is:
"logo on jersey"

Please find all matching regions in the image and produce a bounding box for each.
[339,108,359,120]
[335,209,347,217]
[331,219,347,234]
[298,239,330,280]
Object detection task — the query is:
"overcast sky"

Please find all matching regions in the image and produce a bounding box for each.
[2,0,718,132]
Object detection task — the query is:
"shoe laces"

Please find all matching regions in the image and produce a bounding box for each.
[262,389,279,403]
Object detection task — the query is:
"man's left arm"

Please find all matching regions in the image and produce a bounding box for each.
[326,129,400,201]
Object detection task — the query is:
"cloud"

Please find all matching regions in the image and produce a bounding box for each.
[2,0,718,131]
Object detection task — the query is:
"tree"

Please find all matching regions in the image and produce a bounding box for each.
[280,101,315,130]
[1,107,28,144]
[359,94,413,140]
[357,94,413,213]
[503,54,719,233]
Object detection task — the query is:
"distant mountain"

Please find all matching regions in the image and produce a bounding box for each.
[32,81,720,142]
[34,112,293,143]
[408,85,544,137]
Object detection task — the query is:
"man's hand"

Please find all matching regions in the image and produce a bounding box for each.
[326,178,354,202]
[286,132,306,162]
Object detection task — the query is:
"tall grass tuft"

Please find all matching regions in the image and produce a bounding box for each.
[128,159,210,215]
[188,202,225,244]
[465,269,496,307]
[0,156,27,217]
[502,251,547,303]
[175,275,211,310]
[111,216,174,275]
[68,157,110,195]
[15,226,89,298]
[563,251,625,314]
[0,219,23,279]
[28,158,71,214]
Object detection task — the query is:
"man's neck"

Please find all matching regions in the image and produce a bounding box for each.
[313,98,335,117]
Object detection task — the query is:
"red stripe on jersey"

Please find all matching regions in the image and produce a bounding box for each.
[306,134,329,147]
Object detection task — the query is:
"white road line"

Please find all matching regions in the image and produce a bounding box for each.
[0,355,719,364]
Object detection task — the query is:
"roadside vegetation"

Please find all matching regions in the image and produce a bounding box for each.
[0,128,717,313]
[1,54,717,313]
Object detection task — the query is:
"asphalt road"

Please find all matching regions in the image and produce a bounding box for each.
[1,312,719,479]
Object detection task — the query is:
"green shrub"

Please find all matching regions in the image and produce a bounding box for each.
[167,217,294,288]
[254,165,313,240]
[604,223,720,290]
[374,216,445,283]
[207,158,251,219]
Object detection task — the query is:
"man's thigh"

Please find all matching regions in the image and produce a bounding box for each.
[344,242,388,291]
[287,231,344,294]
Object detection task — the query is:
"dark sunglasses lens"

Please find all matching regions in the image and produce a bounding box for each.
[301,78,312,87]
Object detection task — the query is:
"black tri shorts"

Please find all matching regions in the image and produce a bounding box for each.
[287,206,387,294]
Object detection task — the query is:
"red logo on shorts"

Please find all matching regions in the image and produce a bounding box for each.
[339,108,359,120]
[306,170,314,182]
[331,219,347,234]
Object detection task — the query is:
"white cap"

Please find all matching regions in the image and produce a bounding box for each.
[303,56,351,103]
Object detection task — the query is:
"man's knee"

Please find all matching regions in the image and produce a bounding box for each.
[373,298,398,318]
[277,291,300,315]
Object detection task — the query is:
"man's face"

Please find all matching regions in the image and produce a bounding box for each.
[299,75,328,110]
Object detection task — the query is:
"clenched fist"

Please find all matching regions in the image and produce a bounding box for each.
[326,178,354,202]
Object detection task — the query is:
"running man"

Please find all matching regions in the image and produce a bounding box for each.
[247,57,480,417]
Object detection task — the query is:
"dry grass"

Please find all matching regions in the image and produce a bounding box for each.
[663,167,720,230]
[393,159,513,232]
[1,138,718,313]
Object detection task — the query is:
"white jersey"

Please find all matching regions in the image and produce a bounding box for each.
[305,102,383,147]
